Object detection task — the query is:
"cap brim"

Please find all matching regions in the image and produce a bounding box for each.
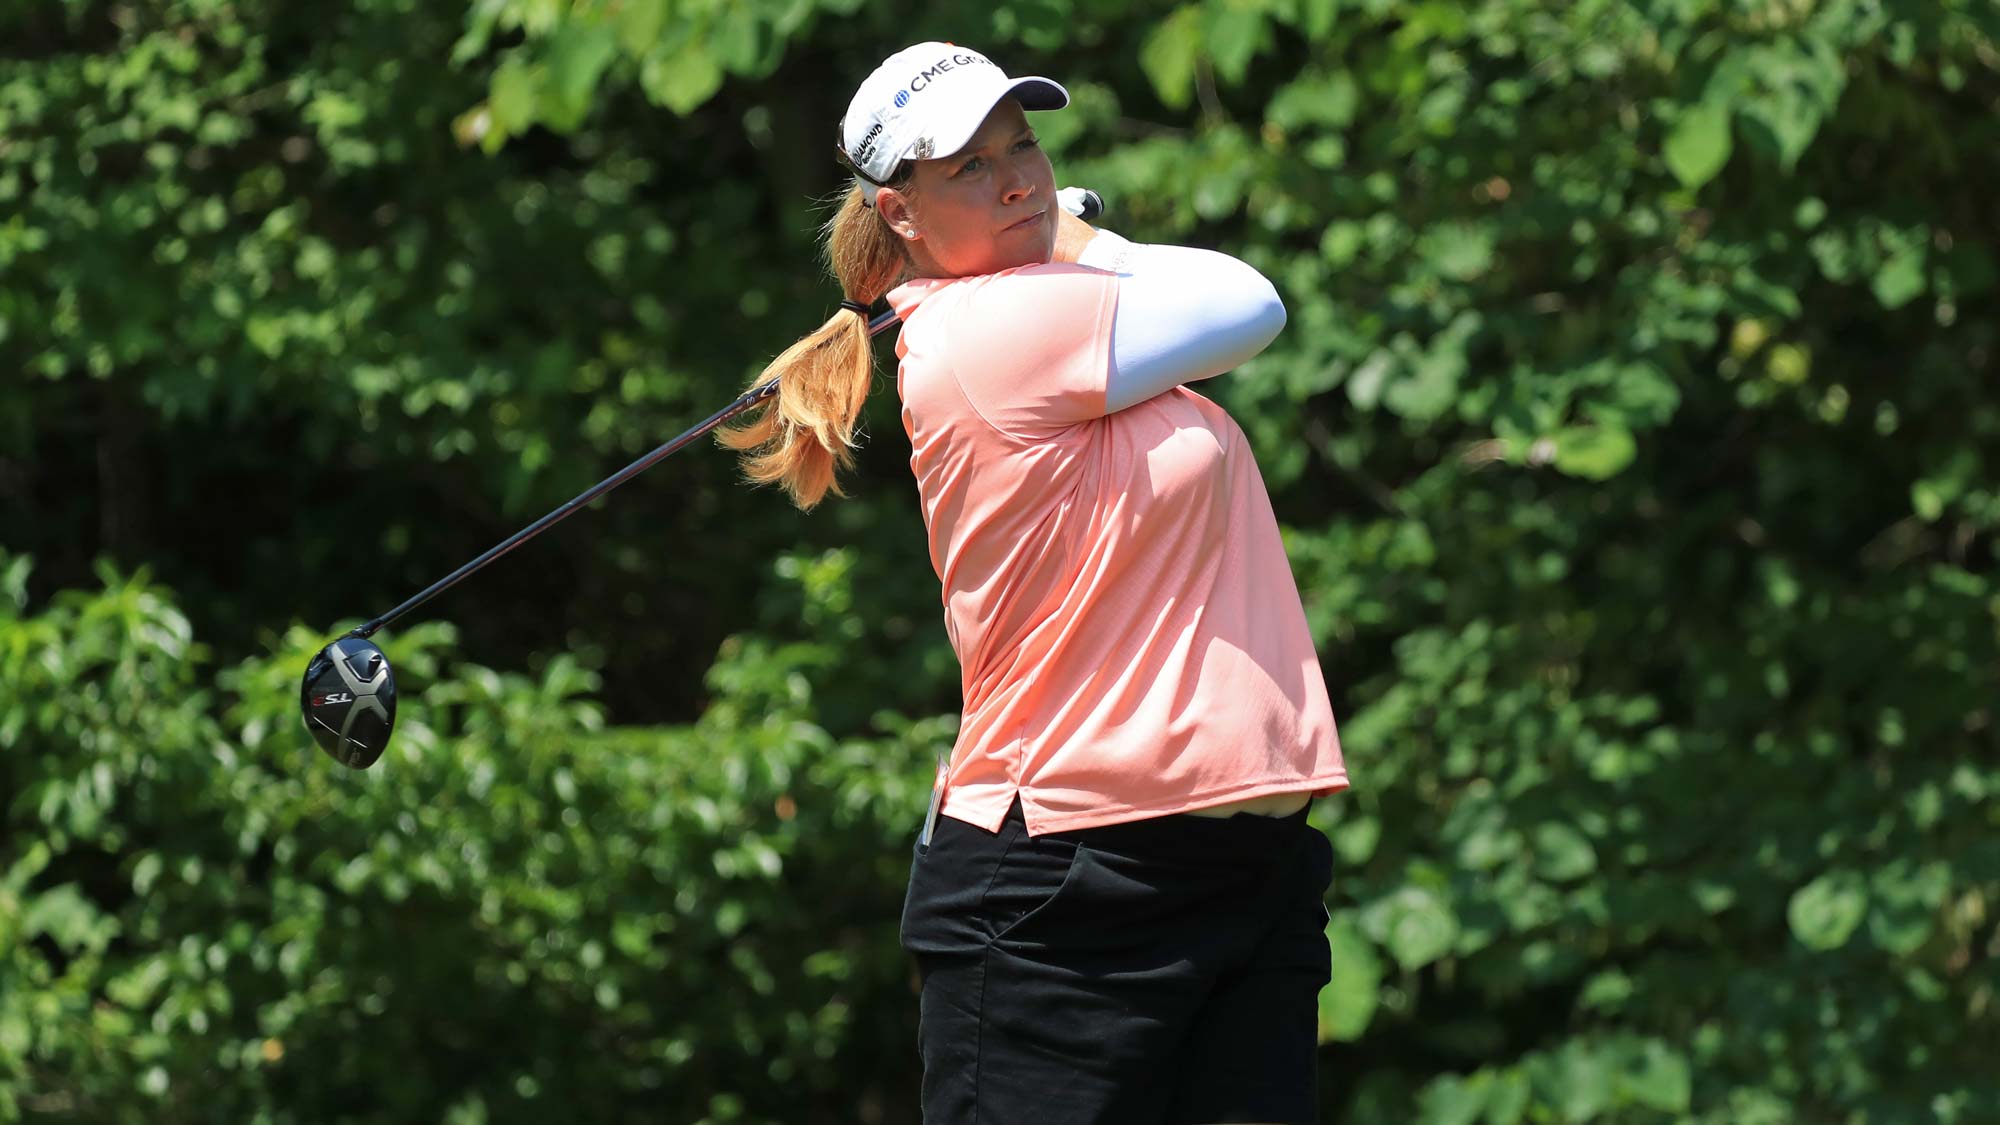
[925,75,1071,162]
[1008,76,1069,112]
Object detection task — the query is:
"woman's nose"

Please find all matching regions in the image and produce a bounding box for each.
[999,164,1034,204]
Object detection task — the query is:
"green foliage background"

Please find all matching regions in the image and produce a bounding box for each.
[4,0,1998,1121]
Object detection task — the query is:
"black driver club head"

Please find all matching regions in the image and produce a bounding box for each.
[301,637,397,769]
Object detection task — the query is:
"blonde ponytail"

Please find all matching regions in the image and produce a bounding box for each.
[718,183,912,510]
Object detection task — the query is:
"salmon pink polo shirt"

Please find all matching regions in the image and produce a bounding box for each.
[887,262,1348,836]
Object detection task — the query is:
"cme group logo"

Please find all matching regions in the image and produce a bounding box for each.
[894,89,910,108]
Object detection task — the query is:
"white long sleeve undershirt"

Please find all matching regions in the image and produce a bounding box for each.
[1074,229,1288,414]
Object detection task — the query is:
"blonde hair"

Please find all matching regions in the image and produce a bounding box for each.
[718,181,912,510]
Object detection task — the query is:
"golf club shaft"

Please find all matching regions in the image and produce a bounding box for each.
[349,308,902,640]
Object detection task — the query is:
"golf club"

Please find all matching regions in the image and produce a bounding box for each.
[301,188,1106,769]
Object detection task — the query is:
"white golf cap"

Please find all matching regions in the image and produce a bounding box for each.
[840,42,1068,189]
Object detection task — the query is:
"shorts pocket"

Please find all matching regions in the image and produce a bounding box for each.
[986,835,1084,945]
[905,815,1078,956]
[989,843,1190,952]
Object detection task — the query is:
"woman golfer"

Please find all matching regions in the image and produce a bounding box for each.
[724,42,1350,1125]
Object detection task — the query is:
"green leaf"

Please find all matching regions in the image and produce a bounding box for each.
[1383,323,1472,423]
[1532,823,1597,882]
[1664,101,1733,189]
[1298,0,1338,38]
[1268,71,1360,130]
[1872,245,1926,310]
[641,44,724,116]
[488,56,539,138]
[1601,362,1681,428]
[1911,480,1945,521]
[1367,887,1459,972]
[1484,1070,1530,1125]
[1417,1073,1487,1125]
[1623,1041,1692,1113]
[1421,222,1496,282]
[1318,221,1364,267]
[1332,814,1380,866]
[106,957,172,1008]
[710,9,764,74]
[1788,870,1868,951]
[1139,7,1203,111]
[133,852,162,894]
[1552,425,1636,480]
[1347,352,1394,410]
[1730,39,1845,171]
[1867,861,1947,955]
[1205,7,1266,84]
[614,0,666,56]
[0,1008,30,1061]
[1,553,30,612]
[1545,1041,1615,1121]
[1318,915,1382,1041]
[23,884,115,953]
[541,23,619,130]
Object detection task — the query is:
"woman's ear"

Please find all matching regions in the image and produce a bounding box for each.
[876,187,920,242]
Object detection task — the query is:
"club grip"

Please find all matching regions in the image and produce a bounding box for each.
[1058,186,1105,222]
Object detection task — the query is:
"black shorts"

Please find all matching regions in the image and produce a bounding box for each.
[899,795,1336,1124]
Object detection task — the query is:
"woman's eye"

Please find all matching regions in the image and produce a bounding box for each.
[1015,136,1039,151]
[954,157,982,176]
